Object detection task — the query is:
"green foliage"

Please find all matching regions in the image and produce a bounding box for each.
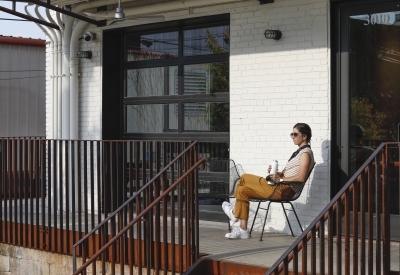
[204,29,230,132]
[350,97,391,141]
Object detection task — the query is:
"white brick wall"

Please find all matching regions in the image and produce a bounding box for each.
[227,0,330,235]
[45,0,331,236]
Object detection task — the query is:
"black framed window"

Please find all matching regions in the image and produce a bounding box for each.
[122,14,230,142]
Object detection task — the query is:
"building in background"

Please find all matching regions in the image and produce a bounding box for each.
[0,35,46,138]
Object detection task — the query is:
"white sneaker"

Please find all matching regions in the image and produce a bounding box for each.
[225,227,250,239]
[222,201,239,225]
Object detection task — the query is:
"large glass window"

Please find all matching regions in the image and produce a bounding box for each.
[122,15,230,141]
[184,102,229,132]
[126,31,178,61]
[125,66,177,97]
[183,63,229,94]
[125,104,178,133]
[348,12,400,175]
[334,2,400,221]
[184,25,229,56]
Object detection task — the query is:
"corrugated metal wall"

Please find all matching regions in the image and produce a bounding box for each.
[0,41,46,137]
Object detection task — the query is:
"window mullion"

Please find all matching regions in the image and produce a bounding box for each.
[163,67,170,131]
[178,26,184,133]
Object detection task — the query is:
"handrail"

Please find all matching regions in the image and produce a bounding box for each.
[266,142,393,275]
[73,157,207,274]
[72,140,200,248]
[0,138,228,263]
[72,140,207,274]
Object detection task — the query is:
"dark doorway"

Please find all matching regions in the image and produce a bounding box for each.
[332,0,400,215]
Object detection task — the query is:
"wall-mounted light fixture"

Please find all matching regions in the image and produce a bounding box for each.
[77,51,92,59]
[264,29,282,40]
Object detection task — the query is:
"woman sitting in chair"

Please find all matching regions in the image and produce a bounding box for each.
[223,123,314,239]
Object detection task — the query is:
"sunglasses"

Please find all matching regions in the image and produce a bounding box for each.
[290,132,301,138]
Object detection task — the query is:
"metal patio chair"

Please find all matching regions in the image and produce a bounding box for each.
[248,162,316,240]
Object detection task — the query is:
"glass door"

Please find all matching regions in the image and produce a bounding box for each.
[335,1,400,215]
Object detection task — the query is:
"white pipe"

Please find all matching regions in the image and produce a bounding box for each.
[70,21,88,140]
[59,0,139,140]
[35,6,60,139]
[46,9,65,139]
[56,16,64,139]
[46,9,68,139]
[56,11,64,31]
[34,5,60,139]
[28,4,59,210]
[61,6,78,141]
[46,9,63,138]
[62,0,108,139]
[25,4,56,139]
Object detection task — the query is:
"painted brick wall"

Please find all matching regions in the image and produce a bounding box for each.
[44,0,330,235]
[227,0,330,234]
[77,27,103,141]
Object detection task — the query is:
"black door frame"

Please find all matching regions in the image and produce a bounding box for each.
[331,0,400,197]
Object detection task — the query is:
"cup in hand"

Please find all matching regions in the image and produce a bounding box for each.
[268,160,278,185]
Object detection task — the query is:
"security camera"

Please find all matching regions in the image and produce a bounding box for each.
[82,32,96,42]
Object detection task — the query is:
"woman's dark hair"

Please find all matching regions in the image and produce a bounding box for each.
[294,123,312,144]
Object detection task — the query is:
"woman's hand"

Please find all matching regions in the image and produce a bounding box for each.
[269,174,280,184]
[267,165,280,175]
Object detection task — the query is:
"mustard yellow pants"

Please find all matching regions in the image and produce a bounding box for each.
[233,174,275,220]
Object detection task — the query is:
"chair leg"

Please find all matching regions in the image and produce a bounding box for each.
[227,197,232,232]
[249,201,261,236]
[281,202,295,237]
[259,201,272,241]
[288,202,303,233]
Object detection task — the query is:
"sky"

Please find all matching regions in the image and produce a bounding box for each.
[0,1,46,39]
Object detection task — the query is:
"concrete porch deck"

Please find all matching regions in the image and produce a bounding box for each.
[198,220,400,274]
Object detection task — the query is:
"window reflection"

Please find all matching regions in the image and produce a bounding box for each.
[183,63,229,94]
[348,12,400,175]
[184,26,229,56]
[125,104,178,133]
[125,66,177,97]
[126,31,178,61]
[184,102,229,132]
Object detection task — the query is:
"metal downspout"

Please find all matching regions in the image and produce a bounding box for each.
[25,4,55,139]
[69,21,87,140]
[46,9,64,140]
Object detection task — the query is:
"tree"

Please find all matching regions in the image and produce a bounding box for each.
[350,97,390,141]
[203,29,230,132]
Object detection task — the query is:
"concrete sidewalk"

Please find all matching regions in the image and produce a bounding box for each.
[198,220,400,273]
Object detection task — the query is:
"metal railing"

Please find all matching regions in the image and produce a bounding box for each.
[72,141,206,275]
[266,142,399,275]
[0,138,198,257]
